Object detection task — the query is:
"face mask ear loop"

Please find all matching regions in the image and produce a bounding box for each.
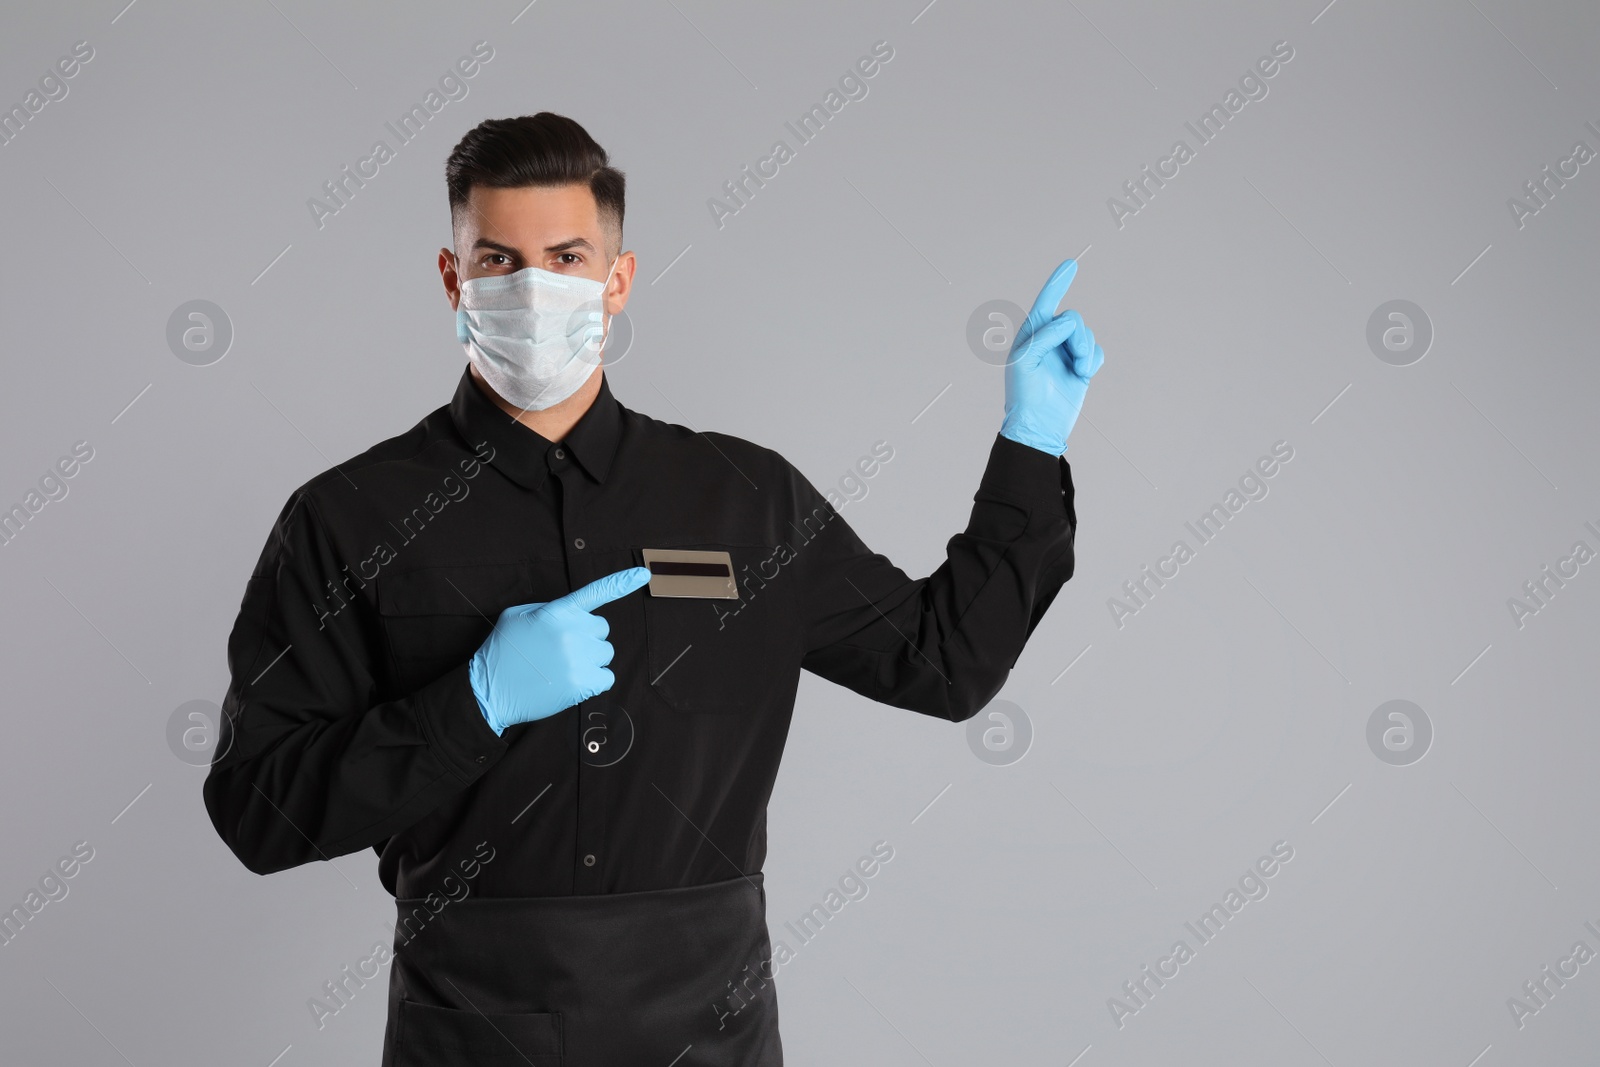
[594,255,620,361]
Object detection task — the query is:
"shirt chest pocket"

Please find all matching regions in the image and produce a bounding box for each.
[378,561,557,693]
[638,543,793,715]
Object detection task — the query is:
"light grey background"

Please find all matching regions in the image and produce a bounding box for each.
[2,0,1597,1063]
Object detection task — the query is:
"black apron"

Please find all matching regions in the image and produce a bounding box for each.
[380,873,783,1066]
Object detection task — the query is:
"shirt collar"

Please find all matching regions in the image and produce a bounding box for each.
[448,366,622,492]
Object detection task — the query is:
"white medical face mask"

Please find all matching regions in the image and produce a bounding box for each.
[455,257,618,412]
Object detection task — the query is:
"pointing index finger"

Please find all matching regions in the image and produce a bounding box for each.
[550,566,652,615]
[1028,258,1079,323]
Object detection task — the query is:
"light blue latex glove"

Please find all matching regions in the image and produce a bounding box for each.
[1000,258,1105,456]
[469,566,652,735]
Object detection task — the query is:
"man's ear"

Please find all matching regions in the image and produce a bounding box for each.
[439,248,462,311]
[605,251,637,316]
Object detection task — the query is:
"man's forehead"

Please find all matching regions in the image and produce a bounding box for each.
[459,184,600,234]
[456,189,613,259]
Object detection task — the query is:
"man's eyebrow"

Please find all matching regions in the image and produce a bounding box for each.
[470,237,523,258]
[468,236,595,258]
[545,236,595,254]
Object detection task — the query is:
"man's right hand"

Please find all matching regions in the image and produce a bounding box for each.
[469,566,652,735]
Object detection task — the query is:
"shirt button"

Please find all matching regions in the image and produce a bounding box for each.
[554,448,566,460]
[475,755,487,764]
[583,853,597,867]
[573,537,586,550]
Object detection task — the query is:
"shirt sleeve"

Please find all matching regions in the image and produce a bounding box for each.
[794,433,1077,721]
[203,490,508,876]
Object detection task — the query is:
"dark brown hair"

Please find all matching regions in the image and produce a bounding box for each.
[445,113,625,251]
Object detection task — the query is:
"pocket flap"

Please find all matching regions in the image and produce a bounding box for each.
[378,562,534,617]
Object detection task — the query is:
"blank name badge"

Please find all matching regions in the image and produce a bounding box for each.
[641,548,740,599]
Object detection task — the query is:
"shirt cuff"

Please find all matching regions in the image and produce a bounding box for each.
[411,660,509,782]
[976,433,1073,511]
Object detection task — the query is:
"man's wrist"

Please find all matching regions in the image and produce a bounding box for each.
[412,660,509,780]
[999,421,1066,456]
[981,432,1071,510]
[467,647,506,736]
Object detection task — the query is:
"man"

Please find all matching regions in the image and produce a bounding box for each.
[205,112,1103,1066]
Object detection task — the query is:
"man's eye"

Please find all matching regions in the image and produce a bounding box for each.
[557,253,581,266]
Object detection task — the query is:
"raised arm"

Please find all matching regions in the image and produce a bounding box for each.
[797,257,1100,719]
[794,434,1076,720]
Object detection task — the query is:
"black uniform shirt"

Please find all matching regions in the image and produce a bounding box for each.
[204,367,1077,899]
